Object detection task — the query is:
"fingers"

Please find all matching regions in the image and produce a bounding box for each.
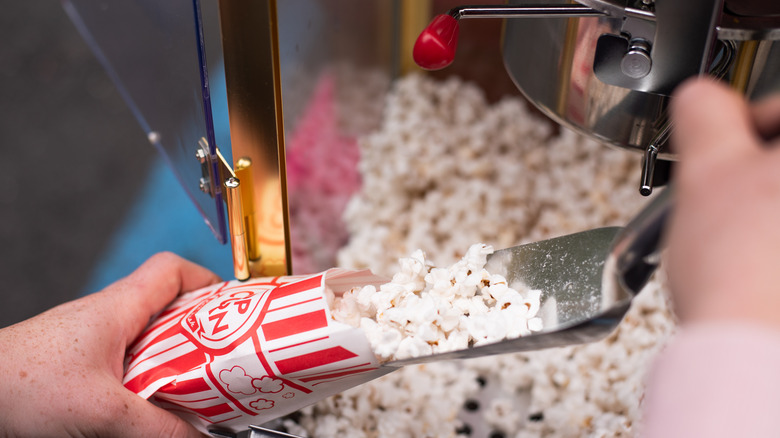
[107,252,222,343]
[131,252,222,296]
[110,390,206,438]
[671,78,760,164]
[751,93,780,141]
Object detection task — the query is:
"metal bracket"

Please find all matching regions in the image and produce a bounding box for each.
[593,6,658,90]
[196,138,236,198]
[195,138,252,280]
[196,138,217,197]
[596,0,724,95]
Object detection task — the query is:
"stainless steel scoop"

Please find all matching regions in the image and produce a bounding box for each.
[386,188,671,367]
[210,191,671,438]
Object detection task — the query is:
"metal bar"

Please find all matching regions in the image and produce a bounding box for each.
[225,177,250,281]
[639,119,672,196]
[235,157,260,261]
[731,40,759,93]
[647,0,724,94]
[247,425,303,438]
[449,4,607,20]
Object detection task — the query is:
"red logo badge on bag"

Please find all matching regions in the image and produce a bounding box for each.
[181,286,271,355]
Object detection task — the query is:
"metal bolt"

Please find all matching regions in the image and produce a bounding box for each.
[199,177,211,195]
[621,39,652,79]
[196,148,208,164]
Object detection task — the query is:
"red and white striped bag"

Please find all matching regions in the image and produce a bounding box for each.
[123,269,392,434]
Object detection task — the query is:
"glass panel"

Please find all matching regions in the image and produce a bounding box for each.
[277,0,398,274]
[63,0,227,243]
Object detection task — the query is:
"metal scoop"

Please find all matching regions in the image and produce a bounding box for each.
[209,230,630,438]
[386,189,670,367]
[211,226,636,438]
[210,191,671,438]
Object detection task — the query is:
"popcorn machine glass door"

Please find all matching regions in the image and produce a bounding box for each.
[62,0,229,243]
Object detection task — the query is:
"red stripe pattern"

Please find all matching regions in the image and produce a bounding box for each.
[275,346,358,374]
[122,269,389,433]
[261,310,328,341]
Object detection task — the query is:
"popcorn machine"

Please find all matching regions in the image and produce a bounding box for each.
[64,0,780,436]
[64,0,780,284]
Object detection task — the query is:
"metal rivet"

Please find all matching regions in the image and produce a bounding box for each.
[199,177,211,195]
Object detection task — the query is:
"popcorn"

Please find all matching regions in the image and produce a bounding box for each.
[330,243,544,362]
[283,74,675,437]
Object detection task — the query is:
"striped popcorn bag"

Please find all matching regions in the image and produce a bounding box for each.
[123,269,393,434]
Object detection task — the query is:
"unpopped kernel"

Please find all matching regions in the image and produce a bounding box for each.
[328,243,543,362]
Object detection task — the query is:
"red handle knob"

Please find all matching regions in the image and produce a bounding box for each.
[413,14,460,71]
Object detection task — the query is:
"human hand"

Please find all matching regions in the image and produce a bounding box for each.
[0,252,220,437]
[666,78,780,329]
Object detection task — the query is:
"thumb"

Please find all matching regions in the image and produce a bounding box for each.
[105,252,222,345]
[671,78,760,165]
[751,92,780,141]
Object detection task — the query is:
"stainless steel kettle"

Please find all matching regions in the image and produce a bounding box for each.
[415,0,780,194]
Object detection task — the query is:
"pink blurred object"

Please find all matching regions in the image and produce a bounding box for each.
[286,74,362,274]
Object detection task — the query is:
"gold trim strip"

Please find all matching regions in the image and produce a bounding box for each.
[400,0,432,75]
[731,40,759,94]
[267,0,292,276]
[235,157,260,261]
[219,0,291,276]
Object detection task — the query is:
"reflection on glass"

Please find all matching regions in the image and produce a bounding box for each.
[63,0,227,243]
[277,0,397,274]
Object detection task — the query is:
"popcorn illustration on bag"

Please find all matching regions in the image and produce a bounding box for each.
[123,244,544,434]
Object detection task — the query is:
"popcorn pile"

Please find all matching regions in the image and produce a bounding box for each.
[326,243,543,362]
[278,74,676,438]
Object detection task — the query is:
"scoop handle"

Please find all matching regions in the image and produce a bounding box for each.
[609,188,672,295]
